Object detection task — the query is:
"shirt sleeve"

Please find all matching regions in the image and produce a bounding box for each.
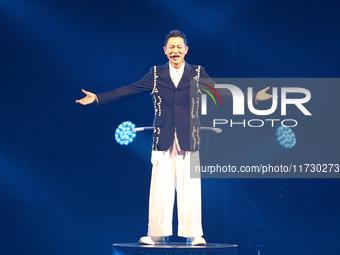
[96,68,154,105]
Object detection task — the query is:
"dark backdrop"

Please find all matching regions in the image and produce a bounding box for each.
[1,0,340,255]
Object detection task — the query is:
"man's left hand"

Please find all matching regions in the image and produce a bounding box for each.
[255,86,273,104]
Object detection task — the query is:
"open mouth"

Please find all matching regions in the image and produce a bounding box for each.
[171,55,180,60]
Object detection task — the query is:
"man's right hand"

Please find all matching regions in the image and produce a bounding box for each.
[76,89,97,105]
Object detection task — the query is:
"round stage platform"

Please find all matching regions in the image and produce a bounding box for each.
[112,242,238,255]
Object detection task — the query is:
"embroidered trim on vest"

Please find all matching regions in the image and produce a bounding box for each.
[194,65,202,94]
[191,65,201,151]
[152,66,161,151]
[151,66,159,94]
[192,126,197,151]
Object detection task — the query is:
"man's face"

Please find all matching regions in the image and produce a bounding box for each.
[163,37,189,69]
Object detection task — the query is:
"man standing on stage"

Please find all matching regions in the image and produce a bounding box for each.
[76,30,271,245]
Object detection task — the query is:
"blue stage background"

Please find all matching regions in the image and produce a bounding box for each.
[1,0,340,255]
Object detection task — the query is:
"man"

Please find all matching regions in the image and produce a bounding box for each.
[76,30,271,245]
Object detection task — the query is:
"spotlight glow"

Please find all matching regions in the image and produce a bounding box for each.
[276,125,296,149]
[115,121,136,145]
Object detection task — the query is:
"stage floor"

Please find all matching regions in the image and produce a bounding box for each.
[112,242,238,255]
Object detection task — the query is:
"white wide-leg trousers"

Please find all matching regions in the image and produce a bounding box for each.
[147,140,203,238]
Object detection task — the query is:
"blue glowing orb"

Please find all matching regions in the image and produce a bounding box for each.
[276,125,296,149]
[115,121,137,145]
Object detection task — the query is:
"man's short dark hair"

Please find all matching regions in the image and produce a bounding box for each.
[164,30,187,46]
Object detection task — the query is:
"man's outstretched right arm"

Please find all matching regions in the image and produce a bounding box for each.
[76,69,154,106]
